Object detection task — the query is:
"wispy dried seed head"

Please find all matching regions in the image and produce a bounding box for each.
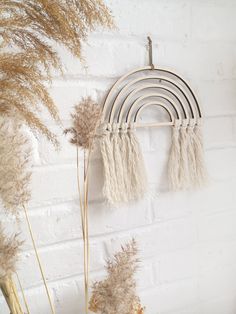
[89,239,145,314]
[0,52,60,147]
[65,97,102,150]
[0,0,114,60]
[0,0,114,146]
[0,224,22,281]
[0,115,32,215]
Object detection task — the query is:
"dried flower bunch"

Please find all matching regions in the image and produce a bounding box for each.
[0,116,32,216]
[64,97,102,149]
[0,0,113,145]
[89,239,145,314]
[0,224,22,281]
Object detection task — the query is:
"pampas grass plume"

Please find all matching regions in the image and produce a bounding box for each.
[0,115,32,215]
[89,239,144,314]
[64,97,102,150]
[0,0,114,145]
[0,224,22,281]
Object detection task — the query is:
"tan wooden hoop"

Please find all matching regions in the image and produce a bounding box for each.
[129,102,175,124]
[110,75,197,120]
[102,67,201,124]
[117,84,185,123]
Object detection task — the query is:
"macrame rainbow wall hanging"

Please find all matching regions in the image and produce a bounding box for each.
[99,37,207,204]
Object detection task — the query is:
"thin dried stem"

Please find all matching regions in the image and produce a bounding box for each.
[23,205,55,314]
[76,147,85,239]
[66,96,102,313]
[84,150,89,314]
[0,276,24,314]
[15,272,30,314]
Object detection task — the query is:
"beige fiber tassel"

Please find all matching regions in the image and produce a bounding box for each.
[111,123,126,202]
[128,123,147,200]
[186,119,197,187]
[168,119,181,190]
[100,123,118,203]
[192,119,208,187]
[179,119,190,189]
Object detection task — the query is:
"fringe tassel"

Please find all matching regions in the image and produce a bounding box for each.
[192,120,208,187]
[186,119,197,187]
[100,122,147,204]
[179,119,190,189]
[100,119,207,199]
[128,124,147,200]
[100,123,117,204]
[119,123,130,200]
[111,123,126,202]
[168,119,207,191]
[168,119,181,190]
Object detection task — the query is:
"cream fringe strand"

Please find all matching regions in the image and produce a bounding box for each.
[168,118,207,190]
[168,119,181,190]
[100,122,147,204]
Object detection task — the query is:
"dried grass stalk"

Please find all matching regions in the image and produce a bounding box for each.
[0,115,32,215]
[0,276,24,314]
[0,224,24,314]
[65,97,102,313]
[89,239,145,314]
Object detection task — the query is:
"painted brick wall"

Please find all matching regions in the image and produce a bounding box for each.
[1,0,236,313]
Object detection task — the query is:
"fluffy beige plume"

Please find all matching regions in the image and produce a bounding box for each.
[0,224,22,281]
[0,224,24,314]
[0,0,114,145]
[0,116,32,215]
[0,0,114,59]
[64,97,102,150]
[0,52,60,146]
[89,239,145,314]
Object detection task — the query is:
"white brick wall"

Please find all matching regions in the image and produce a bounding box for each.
[1,1,236,313]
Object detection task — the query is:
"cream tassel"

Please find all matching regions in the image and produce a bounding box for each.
[186,119,197,187]
[100,123,117,204]
[192,119,208,187]
[123,124,133,200]
[119,123,129,201]
[128,123,147,200]
[168,119,181,190]
[111,123,126,202]
[179,119,190,189]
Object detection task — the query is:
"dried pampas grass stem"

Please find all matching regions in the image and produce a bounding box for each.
[65,97,102,313]
[0,276,24,314]
[23,205,55,314]
[16,272,30,314]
